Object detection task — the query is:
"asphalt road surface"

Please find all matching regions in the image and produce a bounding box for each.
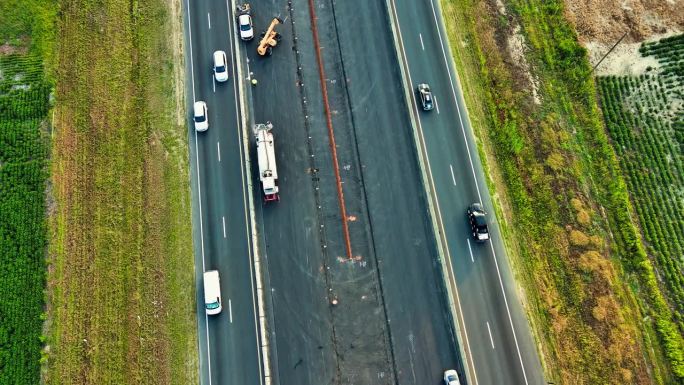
[389,0,547,384]
[184,0,547,383]
[245,0,459,384]
[183,0,262,384]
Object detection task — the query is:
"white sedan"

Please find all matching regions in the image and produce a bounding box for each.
[213,50,228,82]
[193,101,208,132]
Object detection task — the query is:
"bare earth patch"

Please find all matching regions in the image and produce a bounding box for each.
[564,0,682,73]
[0,41,29,55]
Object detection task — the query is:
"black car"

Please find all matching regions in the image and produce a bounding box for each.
[416,83,434,111]
[467,203,490,242]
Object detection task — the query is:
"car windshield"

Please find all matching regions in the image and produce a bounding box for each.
[447,374,458,381]
[194,115,206,123]
[206,301,219,310]
[215,65,225,72]
[475,215,487,227]
[240,23,251,31]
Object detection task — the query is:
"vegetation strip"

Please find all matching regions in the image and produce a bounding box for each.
[0,53,51,385]
[0,0,56,383]
[439,0,683,382]
[47,0,198,383]
[597,33,684,378]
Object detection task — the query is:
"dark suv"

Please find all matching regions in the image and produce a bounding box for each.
[467,203,490,242]
[417,83,434,111]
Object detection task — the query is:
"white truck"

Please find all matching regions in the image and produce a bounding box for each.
[203,270,222,315]
[255,122,279,202]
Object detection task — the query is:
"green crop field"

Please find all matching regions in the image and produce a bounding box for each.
[0,0,55,382]
[598,33,684,342]
[0,53,50,385]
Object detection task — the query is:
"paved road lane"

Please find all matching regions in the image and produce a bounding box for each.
[390,0,546,383]
[183,1,262,384]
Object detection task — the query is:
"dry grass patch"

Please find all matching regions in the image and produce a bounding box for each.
[46,0,197,384]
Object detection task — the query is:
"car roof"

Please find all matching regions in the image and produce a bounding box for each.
[213,51,226,64]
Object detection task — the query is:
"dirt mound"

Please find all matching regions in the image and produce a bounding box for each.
[564,0,682,45]
[564,0,682,75]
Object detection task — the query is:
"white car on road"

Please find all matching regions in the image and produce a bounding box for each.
[213,50,229,82]
[193,101,208,132]
[238,13,254,41]
[444,369,461,385]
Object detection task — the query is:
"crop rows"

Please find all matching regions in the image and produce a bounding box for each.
[641,34,684,78]
[0,54,50,385]
[597,34,684,333]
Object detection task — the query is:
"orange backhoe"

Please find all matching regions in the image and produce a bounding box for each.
[257,18,283,56]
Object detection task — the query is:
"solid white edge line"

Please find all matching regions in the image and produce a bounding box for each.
[217,141,221,162]
[388,1,478,383]
[226,1,268,384]
[467,238,474,263]
[450,164,456,186]
[185,0,212,384]
[428,0,529,383]
[486,321,494,349]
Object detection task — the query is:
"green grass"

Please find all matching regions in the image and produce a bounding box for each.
[0,0,57,74]
[47,0,197,383]
[439,0,683,383]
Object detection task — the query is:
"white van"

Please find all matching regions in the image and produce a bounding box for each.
[203,270,222,315]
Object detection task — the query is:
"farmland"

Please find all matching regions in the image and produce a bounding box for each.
[439,0,683,383]
[0,0,55,383]
[598,33,684,351]
[46,0,198,383]
[0,53,51,385]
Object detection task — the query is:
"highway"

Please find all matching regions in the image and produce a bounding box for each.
[245,0,459,384]
[183,0,262,384]
[182,0,546,384]
[389,0,547,384]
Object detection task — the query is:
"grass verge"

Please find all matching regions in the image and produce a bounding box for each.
[46,0,198,383]
[439,0,683,383]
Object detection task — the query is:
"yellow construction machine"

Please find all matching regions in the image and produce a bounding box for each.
[257,18,283,56]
